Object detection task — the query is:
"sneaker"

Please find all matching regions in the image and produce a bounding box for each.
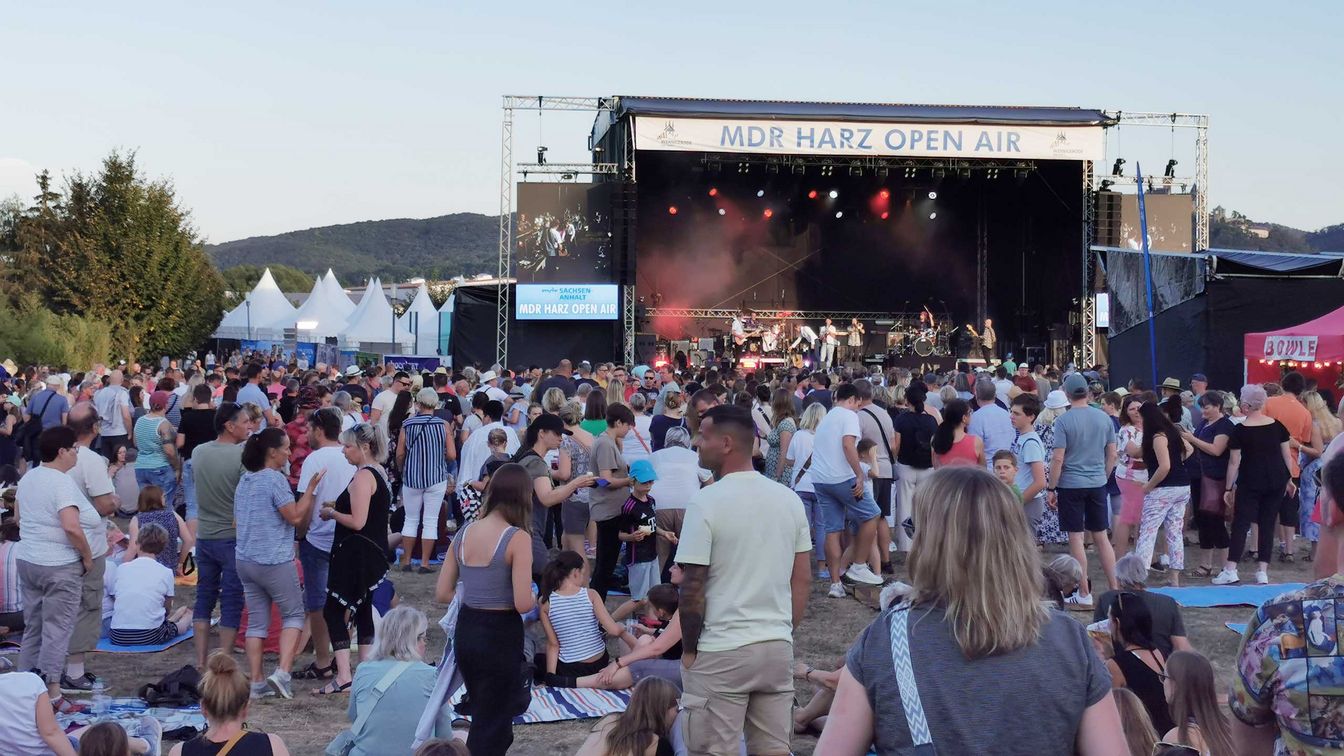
[827,582,847,599]
[1064,592,1094,610]
[844,564,883,586]
[250,681,275,700]
[1255,571,1269,585]
[136,714,164,756]
[817,568,830,581]
[59,672,95,694]
[1211,568,1240,585]
[266,669,293,700]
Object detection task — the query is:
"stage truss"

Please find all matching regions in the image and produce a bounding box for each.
[646,308,907,322]
[492,98,1209,373]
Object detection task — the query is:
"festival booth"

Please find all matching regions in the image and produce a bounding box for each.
[342,277,414,354]
[1244,305,1344,388]
[396,282,445,356]
[213,268,299,340]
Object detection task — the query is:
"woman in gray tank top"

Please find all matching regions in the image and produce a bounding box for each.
[434,463,536,756]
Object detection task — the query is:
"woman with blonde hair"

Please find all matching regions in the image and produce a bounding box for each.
[169,651,291,755]
[541,387,567,416]
[1112,688,1158,756]
[605,379,626,411]
[1298,390,1339,560]
[816,466,1122,754]
[788,402,829,574]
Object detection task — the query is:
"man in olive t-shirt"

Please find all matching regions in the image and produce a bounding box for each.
[189,403,248,669]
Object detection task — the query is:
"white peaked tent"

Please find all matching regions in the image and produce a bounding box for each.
[397,283,441,354]
[215,268,299,338]
[343,278,414,347]
[291,270,357,339]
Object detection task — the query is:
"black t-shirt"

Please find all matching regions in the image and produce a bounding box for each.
[177,408,217,460]
[1196,415,1236,480]
[536,375,577,399]
[1229,420,1291,492]
[1143,429,1191,488]
[893,410,938,469]
[1092,590,1187,659]
[620,495,657,564]
[649,414,687,452]
[802,389,833,411]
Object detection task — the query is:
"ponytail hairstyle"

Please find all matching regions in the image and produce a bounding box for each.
[540,549,585,603]
[932,399,970,456]
[905,383,928,415]
[241,427,288,472]
[339,422,388,462]
[200,650,250,722]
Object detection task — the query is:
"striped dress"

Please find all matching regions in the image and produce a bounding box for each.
[400,414,449,490]
[546,588,606,663]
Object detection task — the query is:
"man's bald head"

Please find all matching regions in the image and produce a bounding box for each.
[68,401,99,439]
[558,359,573,375]
[109,369,124,386]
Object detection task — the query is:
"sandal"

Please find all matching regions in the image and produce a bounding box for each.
[311,679,352,696]
[292,661,335,680]
[1193,565,1215,578]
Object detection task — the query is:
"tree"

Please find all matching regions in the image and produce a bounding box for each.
[220,263,314,303]
[8,152,225,362]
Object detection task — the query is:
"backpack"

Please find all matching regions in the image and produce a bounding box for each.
[138,664,202,707]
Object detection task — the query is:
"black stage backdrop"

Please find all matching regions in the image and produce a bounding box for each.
[1108,277,1344,390]
[451,284,622,370]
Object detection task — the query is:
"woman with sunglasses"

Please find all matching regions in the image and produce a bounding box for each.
[1105,590,1174,736]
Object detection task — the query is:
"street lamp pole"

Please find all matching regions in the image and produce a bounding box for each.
[245,299,252,340]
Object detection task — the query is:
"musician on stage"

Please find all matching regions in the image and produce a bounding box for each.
[819,317,839,370]
[981,317,998,360]
[845,318,865,365]
[730,311,747,358]
[919,307,936,333]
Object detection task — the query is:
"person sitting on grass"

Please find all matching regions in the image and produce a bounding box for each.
[539,550,638,688]
[579,571,687,691]
[575,677,682,756]
[170,651,291,756]
[122,484,193,575]
[108,523,193,647]
[791,659,842,736]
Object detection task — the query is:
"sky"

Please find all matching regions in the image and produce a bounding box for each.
[1,1,1340,243]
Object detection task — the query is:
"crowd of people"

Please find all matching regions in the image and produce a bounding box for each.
[0,350,1342,754]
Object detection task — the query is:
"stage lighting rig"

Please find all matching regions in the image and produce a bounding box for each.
[828,190,839,199]
[1111,158,1125,176]
[536,146,547,164]
[1164,159,1178,178]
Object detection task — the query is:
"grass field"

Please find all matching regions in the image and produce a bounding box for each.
[86,538,1303,755]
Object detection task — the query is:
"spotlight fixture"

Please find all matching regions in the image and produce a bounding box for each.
[717,208,726,216]
[835,211,844,219]
[763,209,773,218]
[929,212,937,220]
[1111,158,1126,176]
[738,162,750,174]
[828,190,839,199]
[1013,167,1030,181]
[986,168,999,179]
[766,163,780,174]
[849,165,863,177]
[880,211,889,220]
[1164,159,1178,178]
[1099,179,1114,191]
[756,189,765,198]
[820,165,834,177]
[708,187,718,197]
[878,189,890,199]
[928,191,937,200]
[668,206,678,215]
[932,167,946,180]
[958,167,971,179]
[792,163,806,175]
[877,166,889,178]
[807,190,818,199]
[536,145,548,164]
[903,167,916,178]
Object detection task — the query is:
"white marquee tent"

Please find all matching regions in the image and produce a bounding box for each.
[343,277,414,348]
[290,269,357,339]
[214,268,298,339]
[397,283,442,354]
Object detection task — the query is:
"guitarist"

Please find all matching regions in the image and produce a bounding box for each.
[967,318,998,362]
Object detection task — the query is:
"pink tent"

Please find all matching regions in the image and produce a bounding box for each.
[1244,305,1344,383]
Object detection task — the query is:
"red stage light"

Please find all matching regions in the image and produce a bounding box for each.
[763,209,774,219]
[807,190,818,199]
[668,206,678,215]
[880,211,889,220]
[879,189,890,199]
[708,187,718,197]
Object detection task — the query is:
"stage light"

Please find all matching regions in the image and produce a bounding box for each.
[717,208,726,216]
[807,190,818,199]
[880,211,889,220]
[904,167,916,179]
[708,187,718,197]
[835,211,844,219]
[828,190,838,199]
[929,212,937,220]
[1165,159,1178,178]
[1316,362,1323,369]
[879,189,890,199]
[1112,158,1126,176]
[668,206,678,215]
[756,189,765,198]
[958,167,971,179]
[928,191,937,200]
[932,167,946,180]
[1100,179,1114,191]
[763,209,773,219]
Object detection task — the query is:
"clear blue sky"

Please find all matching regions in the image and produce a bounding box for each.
[2,1,1339,243]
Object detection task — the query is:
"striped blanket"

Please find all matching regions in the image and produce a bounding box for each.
[56,696,206,734]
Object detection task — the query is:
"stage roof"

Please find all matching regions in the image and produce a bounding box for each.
[613,96,1114,127]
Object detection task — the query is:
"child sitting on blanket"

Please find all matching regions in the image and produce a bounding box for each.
[539,550,638,688]
[109,523,192,646]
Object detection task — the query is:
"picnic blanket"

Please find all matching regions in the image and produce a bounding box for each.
[1148,583,1307,608]
[393,547,445,566]
[1226,622,1248,635]
[97,627,196,653]
[56,696,206,734]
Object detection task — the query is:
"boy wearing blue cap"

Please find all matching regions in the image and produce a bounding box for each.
[620,459,663,600]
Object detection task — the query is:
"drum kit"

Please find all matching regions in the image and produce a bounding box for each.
[886,319,950,358]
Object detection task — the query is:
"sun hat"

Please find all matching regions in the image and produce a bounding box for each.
[344,365,362,378]
[1044,389,1069,410]
[480,370,498,384]
[1160,377,1182,392]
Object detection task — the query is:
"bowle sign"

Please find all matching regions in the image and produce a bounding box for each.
[1263,335,1318,361]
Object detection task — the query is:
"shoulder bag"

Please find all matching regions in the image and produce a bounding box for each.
[325,661,414,756]
[887,602,937,754]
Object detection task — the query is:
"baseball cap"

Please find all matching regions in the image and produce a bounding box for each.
[530,412,571,436]
[1062,373,1089,399]
[1191,373,1208,383]
[922,373,938,384]
[630,459,658,484]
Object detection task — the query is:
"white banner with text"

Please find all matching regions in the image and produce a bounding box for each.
[1263,335,1318,361]
[635,116,1104,162]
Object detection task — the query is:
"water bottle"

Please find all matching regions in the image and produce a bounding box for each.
[91,680,109,717]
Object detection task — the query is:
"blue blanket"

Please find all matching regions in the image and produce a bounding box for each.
[1226,622,1248,634]
[57,696,206,733]
[1149,583,1306,608]
[96,627,195,653]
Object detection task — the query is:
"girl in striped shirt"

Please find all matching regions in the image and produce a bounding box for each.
[539,550,638,688]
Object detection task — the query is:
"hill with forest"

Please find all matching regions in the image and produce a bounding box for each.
[1209,207,1344,253]
[206,213,501,283]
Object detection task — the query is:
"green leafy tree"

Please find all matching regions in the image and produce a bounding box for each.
[8,152,225,362]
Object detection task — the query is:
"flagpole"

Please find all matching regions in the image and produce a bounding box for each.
[1136,163,1159,388]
